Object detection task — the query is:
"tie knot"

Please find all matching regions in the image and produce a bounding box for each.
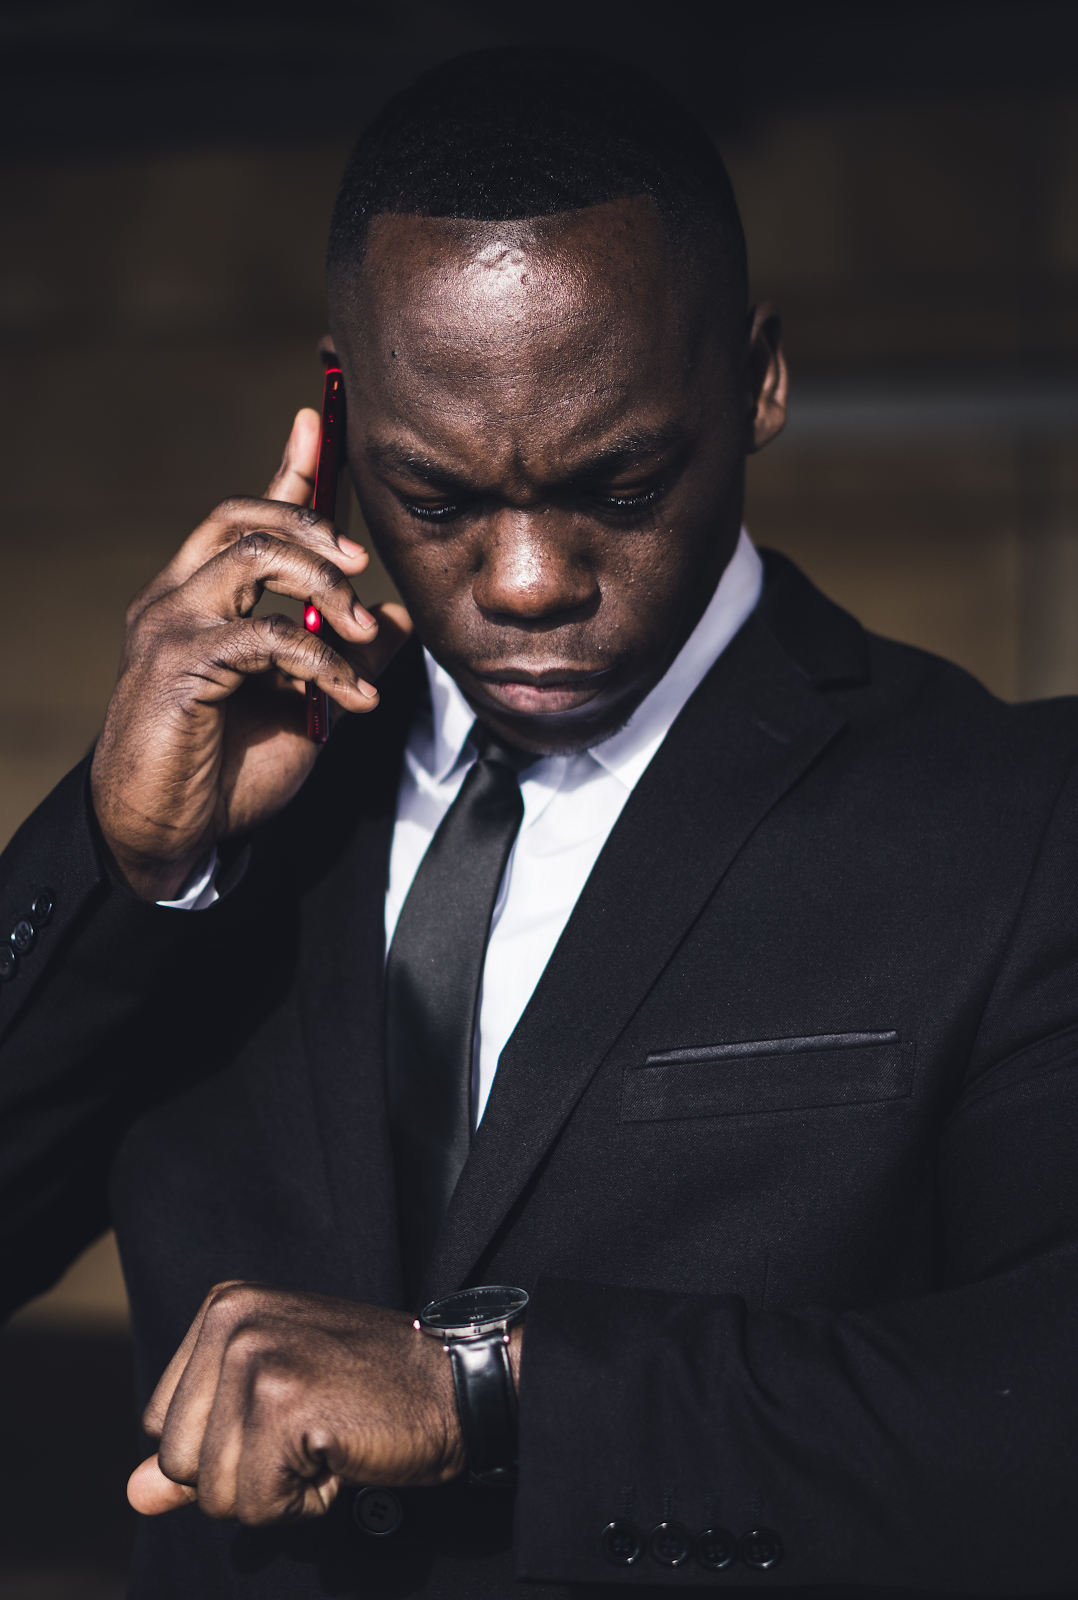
[472,723,534,776]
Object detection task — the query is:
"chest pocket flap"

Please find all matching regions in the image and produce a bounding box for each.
[621,1031,915,1122]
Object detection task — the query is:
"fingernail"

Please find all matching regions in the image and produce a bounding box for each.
[338,535,365,557]
[353,601,375,629]
[357,680,378,701]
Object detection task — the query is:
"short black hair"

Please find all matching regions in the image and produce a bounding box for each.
[326,47,747,313]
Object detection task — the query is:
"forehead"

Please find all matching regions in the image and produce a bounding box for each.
[333,200,713,464]
[344,199,697,370]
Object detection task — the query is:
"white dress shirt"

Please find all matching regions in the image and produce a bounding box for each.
[386,528,762,1124]
[163,529,763,1126]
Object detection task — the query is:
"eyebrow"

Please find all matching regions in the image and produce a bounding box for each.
[364,425,690,492]
[567,426,691,481]
[365,443,473,491]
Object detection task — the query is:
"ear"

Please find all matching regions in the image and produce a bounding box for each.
[743,302,787,454]
[318,334,339,368]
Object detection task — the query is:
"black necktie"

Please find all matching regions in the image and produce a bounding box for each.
[386,723,530,1303]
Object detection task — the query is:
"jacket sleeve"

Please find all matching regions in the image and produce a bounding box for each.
[514,757,1078,1594]
[0,758,255,1320]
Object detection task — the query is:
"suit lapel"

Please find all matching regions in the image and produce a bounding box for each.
[419,611,849,1301]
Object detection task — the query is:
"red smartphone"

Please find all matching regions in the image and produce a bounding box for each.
[304,363,346,742]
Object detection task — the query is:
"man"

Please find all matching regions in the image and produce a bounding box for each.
[2,46,1077,1599]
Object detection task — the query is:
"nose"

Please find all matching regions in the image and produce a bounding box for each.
[472,509,598,622]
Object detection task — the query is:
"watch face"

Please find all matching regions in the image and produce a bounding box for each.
[420,1285,528,1334]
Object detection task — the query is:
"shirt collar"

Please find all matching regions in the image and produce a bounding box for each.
[426,648,479,783]
[423,528,762,788]
[590,527,762,790]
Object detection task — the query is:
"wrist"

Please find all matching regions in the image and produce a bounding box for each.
[92,806,211,902]
[417,1321,469,1481]
[103,840,207,902]
[89,757,213,902]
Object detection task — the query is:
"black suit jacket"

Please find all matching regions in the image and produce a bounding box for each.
[3,552,1078,1598]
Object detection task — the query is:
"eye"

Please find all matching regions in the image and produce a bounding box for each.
[402,498,472,524]
[590,482,666,516]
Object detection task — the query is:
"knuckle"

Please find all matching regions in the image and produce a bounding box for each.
[213,494,256,522]
[232,530,275,563]
[248,1362,303,1416]
[212,1280,260,1312]
[313,555,346,593]
[202,1282,260,1330]
[208,1277,251,1301]
[223,1322,275,1368]
[253,612,300,647]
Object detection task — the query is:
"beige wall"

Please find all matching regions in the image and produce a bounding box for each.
[731,94,1078,704]
[4,91,1077,1327]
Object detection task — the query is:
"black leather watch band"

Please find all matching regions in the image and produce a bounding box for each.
[447,1332,518,1483]
[417,1286,527,1488]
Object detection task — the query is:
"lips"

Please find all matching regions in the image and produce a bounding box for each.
[472,665,615,716]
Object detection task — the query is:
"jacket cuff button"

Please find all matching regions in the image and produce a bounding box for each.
[30,889,54,928]
[740,1527,784,1569]
[353,1487,403,1536]
[601,1519,643,1565]
[0,945,15,983]
[696,1526,737,1570]
[649,1520,692,1566]
[10,917,35,957]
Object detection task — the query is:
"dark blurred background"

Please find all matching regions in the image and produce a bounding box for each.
[2,3,1077,1593]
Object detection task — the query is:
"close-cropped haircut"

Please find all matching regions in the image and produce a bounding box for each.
[326,47,747,317]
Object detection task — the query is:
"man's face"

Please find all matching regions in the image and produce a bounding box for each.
[333,197,779,753]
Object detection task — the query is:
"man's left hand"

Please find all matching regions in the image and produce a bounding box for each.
[127,1282,469,1524]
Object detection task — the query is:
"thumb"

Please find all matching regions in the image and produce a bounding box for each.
[128,1453,198,1516]
[264,408,321,506]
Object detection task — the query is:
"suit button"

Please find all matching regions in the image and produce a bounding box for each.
[0,945,15,983]
[353,1487,402,1536]
[30,889,54,928]
[10,917,35,956]
[696,1526,737,1570]
[740,1528,783,1569]
[649,1521,692,1566]
[601,1519,643,1565]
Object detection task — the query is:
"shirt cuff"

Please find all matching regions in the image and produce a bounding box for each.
[156,848,220,911]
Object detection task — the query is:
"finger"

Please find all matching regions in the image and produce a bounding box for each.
[178,1317,333,1523]
[127,1454,198,1515]
[263,407,321,506]
[196,1338,284,1522]
[155,1287,275,1492]
[206,1342,342,1525]
[339,601,414,686]
[174,529,378,646]
[130,498,371,623]
[178,614,380,709]
[143,1280,249,1439]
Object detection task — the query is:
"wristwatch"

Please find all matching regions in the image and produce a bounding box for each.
[416,1285,529,1487]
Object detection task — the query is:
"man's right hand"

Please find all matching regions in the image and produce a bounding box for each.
[90,408,411,901]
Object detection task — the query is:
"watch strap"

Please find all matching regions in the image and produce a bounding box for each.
[448,1331,518,1483]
